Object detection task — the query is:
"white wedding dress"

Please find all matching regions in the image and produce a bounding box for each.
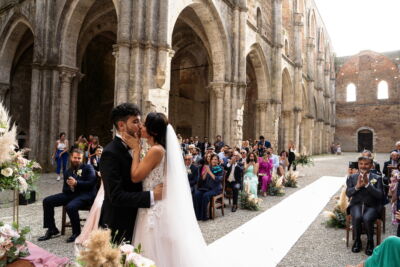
[133,125,210,267]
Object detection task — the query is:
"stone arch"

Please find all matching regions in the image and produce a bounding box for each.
[58,0,119,67]
[244,43,271,140]
[0,16,34,84]
[356,126,376,152]
[247,43,271,99]
[168,1,231,82]
[279,68,294,151]
[282,68,293,111]
[0,15,34,148]
[73,0,118,146]
[169,7,213,139]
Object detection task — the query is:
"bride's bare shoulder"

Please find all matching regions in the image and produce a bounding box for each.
[146,145,165,160]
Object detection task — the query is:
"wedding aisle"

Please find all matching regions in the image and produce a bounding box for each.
[208,176,345,267]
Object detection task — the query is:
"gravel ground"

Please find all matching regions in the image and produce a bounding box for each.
[0,152,396,266]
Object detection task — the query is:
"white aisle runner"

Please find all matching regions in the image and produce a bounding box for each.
[208,176,345,267]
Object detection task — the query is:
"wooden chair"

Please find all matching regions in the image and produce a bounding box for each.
[209,171,226,219]
[345,212,383,248]
[61,205,91,235]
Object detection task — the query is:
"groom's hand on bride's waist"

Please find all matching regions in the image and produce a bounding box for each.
[153,183,163,201]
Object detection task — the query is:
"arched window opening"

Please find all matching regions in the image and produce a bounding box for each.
[346,83,356,102]
[285,39,289,57]
[377,80,389,99]
[257,8,262,32]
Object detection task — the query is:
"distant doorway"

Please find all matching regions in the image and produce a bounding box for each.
[358,129,373,152]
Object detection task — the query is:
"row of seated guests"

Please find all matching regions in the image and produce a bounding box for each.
[187,144,291,221]
[38,149,103,243]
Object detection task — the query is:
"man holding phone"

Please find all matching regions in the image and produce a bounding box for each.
[346,156,384,255]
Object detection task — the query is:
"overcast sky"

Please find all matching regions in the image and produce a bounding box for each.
[314,0,400,56]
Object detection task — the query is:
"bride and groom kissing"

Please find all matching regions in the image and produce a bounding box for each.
[96,103,209,267]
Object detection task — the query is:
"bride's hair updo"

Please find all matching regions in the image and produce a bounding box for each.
[145,112,168,148]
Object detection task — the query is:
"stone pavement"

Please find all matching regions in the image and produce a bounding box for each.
[0,153,396,266]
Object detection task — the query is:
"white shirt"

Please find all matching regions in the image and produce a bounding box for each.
[116,132,155,206]
[271,154,280,170]
[227,162,236,182]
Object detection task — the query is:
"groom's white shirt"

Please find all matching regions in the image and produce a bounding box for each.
[116,132,155,206]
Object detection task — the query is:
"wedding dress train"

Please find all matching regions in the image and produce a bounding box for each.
[133,125,210,267]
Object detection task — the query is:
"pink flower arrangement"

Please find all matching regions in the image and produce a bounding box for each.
[0,222,30,265]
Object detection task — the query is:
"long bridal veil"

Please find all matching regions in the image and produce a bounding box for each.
[158,125,210,266]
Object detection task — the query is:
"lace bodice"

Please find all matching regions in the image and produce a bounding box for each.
[142,153,166,191]
[137,149,166,230]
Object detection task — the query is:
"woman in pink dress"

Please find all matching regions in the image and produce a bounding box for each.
[258,151,274,197]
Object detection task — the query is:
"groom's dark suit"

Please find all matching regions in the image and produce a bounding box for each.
[100,136,151,243]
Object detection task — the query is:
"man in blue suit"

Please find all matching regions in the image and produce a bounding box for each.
[38,149,97,243]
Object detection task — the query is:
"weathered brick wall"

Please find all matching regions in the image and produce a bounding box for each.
[335,51,400,152]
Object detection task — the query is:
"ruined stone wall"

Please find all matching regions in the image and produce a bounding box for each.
[335,51,400,152]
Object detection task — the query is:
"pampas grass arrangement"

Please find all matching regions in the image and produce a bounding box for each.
[267,174,285,196]
[0,102,17,165]
[78,229,121,267]
[284,170,298,188]
[240,191,262,211]
[323,185,349,228]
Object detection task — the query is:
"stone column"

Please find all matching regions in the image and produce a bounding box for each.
[113,42,131,105]
[208,82,226,139]
[256,100,268,136]
[272,0,283,103]
[303,117,314,155]
[294,12,304,110]
[58,66,77,136]
[293,108,302,151]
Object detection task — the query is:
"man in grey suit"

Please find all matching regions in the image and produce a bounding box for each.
[346,156,384,256]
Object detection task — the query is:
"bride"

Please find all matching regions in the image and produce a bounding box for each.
[122,112,209,267]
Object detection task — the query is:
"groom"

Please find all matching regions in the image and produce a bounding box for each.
[100,103,163,243]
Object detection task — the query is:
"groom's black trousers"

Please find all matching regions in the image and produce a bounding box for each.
[43,193,93,235]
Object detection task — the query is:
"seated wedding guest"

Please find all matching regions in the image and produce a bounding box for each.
[267,147,280,173]
[193,136,199,147]
[87,136,100,163]
[194,154,224,221]
[239,149,247,164]
[256,143,265,157]
[391,141,400,154]
[361,150,381,175]
[278,151,289,177]
[192,147,203,166]
[226,151,243,212]
[89,146,103,175]
[348,161,359,176]
[243,152,259,199]
[383,151,398,178]
[346,156,384,255]
[258,150,273,197]
[221,148,233,167]
[345,236,400,267]
[218,145,229,161]
[38,149,97,243]
[258,136,271,149]
[214,135,225,153]
[198,137,210,156]
[241,140,251,153]
[185,154,199,196]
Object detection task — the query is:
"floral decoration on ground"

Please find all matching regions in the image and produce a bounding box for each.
[323,185,349,228]
[284,170,299,188]
[0,222,30,265]
[77,229,156,267]
[0,102,41,194]
[267,174,285,196]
